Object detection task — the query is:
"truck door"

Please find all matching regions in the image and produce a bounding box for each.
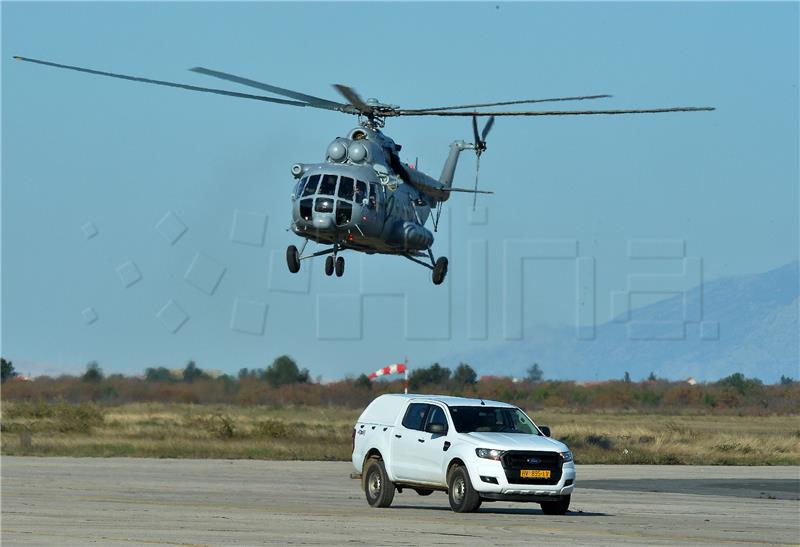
[414,404,451,484]
[389,402,430,481]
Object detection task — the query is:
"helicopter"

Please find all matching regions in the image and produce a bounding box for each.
[13,56,714,285]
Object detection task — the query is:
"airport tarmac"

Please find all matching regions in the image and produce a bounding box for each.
[2,457,798,546]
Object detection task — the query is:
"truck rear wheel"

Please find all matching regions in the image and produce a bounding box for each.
[447,466,481,513]
[540,495,570,515]
[363,458,395,508]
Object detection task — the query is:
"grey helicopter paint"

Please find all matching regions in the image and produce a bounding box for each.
[13,55,715,285]
[288,126,476,257]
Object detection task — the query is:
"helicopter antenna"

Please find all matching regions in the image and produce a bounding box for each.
[471,115,495,210]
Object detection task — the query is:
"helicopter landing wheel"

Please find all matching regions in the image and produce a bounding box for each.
[335,256,345,277]
[325,255,335,276]
[286,245,301,273]
[432,257,448,285]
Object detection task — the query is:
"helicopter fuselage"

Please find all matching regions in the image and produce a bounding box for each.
[289,126,439,255]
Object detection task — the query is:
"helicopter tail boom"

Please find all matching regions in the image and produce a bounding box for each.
[438,140,472,189]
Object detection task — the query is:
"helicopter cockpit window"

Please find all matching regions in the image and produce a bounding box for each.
[299,199,313,221]
[336,201,352,226]
[355,180,367,204]
[338,177,354,201]
[319,174,338,196]
[302,174,319,197]
[295,176,307,197]
[314,197,334,213]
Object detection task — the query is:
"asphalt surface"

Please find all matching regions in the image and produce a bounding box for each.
[2,458,798,546]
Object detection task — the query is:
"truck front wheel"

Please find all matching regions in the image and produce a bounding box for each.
[447,466,482,513]
[540,495,570,515]
[363,458,395,508]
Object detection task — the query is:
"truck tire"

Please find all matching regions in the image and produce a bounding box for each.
[363,458,395,508]
[415,488,434,496]
[540,495,570,515]
[447,466,482,513]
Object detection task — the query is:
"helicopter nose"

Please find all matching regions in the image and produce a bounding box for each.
[314,215,334,230]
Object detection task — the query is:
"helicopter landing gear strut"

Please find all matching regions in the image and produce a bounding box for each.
[286,241,345,277]
[403,249,448,285]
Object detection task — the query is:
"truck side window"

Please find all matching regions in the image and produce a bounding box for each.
[425,406,448,433]
[401,403,429,431]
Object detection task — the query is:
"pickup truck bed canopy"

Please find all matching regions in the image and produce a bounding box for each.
[357,394,514,426]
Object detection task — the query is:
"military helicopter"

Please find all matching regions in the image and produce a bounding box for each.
[13,56,714,284]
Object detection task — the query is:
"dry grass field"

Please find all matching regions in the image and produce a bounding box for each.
[2,401,798,464]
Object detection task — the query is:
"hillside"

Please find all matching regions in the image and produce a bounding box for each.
[447,262,799,382]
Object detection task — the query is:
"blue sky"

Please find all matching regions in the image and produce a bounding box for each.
[2,2,798,379]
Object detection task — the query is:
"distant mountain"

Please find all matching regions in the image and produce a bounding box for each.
[445,262,799,383]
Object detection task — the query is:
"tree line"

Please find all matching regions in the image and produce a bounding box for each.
[1,356,797,415]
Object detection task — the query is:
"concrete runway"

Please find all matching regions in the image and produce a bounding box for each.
[2,457,798,546]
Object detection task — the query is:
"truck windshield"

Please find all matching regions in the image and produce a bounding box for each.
[448,406,540,435]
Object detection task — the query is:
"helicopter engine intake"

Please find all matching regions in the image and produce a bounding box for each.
[326,139,350,162]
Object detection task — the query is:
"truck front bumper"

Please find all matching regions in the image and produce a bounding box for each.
[470,460,576,499]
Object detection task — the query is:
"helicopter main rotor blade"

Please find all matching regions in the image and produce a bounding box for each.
[481,116,496,141]
[190,67,347,112]
[13,56,311,107]
[399,106,716,117]
[471,115,480,145]
[402,94,612,113]
[332,84,373,115]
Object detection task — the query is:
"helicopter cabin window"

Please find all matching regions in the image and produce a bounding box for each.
[338,177,355,201]
[368,183,380,210]
[319,174,338,196]
[355,180,367,204]
[336,201,352,226]
[299,199,313,221]
[302,175,319,197]
[314,197,334,213]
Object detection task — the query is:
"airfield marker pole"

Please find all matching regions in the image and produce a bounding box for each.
[404,357,408,394]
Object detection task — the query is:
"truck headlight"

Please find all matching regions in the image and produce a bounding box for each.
[475,448,505,461]
[561,450,573,462]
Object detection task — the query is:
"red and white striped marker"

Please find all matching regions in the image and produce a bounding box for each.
[368,362,409,394]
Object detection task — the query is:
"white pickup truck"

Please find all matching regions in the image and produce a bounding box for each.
[351,394,575,513]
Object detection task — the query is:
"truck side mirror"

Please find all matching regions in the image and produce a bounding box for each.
[539,425,551,437]
[426,423,447,435]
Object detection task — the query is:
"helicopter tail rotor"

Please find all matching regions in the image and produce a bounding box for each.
[471,115,495,210]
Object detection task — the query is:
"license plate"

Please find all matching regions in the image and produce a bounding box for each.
[520,469,551,479]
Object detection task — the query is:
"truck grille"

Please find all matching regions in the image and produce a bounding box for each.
[501,451,563,485]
